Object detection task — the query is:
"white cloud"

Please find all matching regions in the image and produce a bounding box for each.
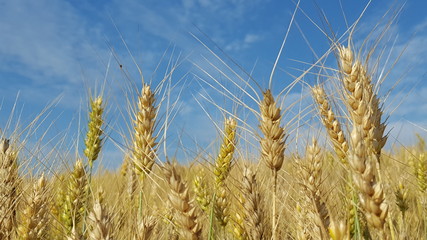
[225,33,263,51]
[244,34,262,44]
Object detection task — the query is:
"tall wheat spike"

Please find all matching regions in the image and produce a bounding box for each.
[337,45,387,161]
[84,96,104,168]
[242,167,263,240]
[349,127,388,229]
[312,86,348,161]
[338,45,388,231]
[259,89,286,240]
[62,159,88,238]
[0,138,18,240]
[299,138,330,238]
[213,117,237,227]
[17,174,49,240]
[163,162,202,240]
[132,84,158,181]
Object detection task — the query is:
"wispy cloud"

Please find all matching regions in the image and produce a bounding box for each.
[0,0,110,109]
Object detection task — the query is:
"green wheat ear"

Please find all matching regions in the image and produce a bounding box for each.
[84,96,104,168]
[213,117,237,227]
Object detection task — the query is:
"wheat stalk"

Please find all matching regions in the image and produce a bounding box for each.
[232,210,247,240]
[337,45,387,161]
[409,152,427,193]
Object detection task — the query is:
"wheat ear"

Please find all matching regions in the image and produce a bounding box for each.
[242,167,264,240]
[329,218,349,240]
[17,174,49,240]
[193,171,211,214]
[163,162,202,240]
[213,117,237,227]
[62,159,88,238]
[0,138,18,240]
[409,152,427,193]
[259,89,286,240]
[132,84,158,181]
[312,86,348,161]
[232,210,246,240]
[338,45,387,163]
[300,138,330,238]
[84,96,104,168]
[338,45,388,231]
[134,215,157,240]
[88,190,112,240]
[349,128,388,229]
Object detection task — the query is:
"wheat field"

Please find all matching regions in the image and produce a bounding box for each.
[1,2,426,240]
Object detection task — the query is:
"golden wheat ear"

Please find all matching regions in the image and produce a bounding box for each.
[132,84,158,182]
[242,167,264,240]
[298,138,330,238]
[62,159,88,239]
[134,215,157,240]
[87,189,113,240]
[163,161,202,240]
[349,128,388,230]
[312,85,348,162]
[0,138,19,240]
[329,218,349,240]
[17,174,50,240]
[259,89,286,240]
[336,44,389,232]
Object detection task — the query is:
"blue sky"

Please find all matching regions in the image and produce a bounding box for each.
[1,0,427,169]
